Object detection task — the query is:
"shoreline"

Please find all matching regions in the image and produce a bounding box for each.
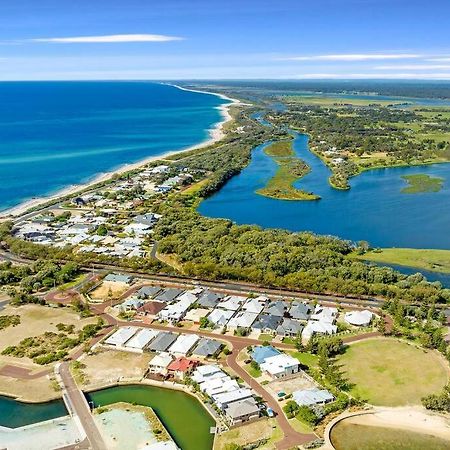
[0,83,241,218]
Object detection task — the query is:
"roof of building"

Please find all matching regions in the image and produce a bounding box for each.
[136,286,162,299]
[260,353,300,376]
[136,301,166,316]
[219,296,246,311]
[167,357,197,373]
[242,297,267,314]
[344,310,373,326]
[125,328,159,350]
[104,273,133,284]
[311,306,338,323]
[213,388,253,407]
[197,290,223,308]
[228,311,258,328]
[225,397,259,420]
[293,388,334,406]
[251,346,281,364]
[302,321,337,339]
[264,301,288,317]
[149,352,174,369]
[104,326,138,346]
[192,338,222,357]
[192,364,226,384]
[289,302,313,321]
[154,288,184,303]
[207,308,234,326]
[253,314,282,331]
[276,318,304,336]
[167,334,200,355]
[147,332,179,352]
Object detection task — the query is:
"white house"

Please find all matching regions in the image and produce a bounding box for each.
[167,334,200,356]
[148,352,174,376]
[227,311,258,329]
[311,305,338,323]
[302,321,337,340]
[104,327,138,347]
[260,353,300,379]
[213,388,254,410]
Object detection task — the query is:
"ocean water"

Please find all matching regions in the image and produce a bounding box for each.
[0,82,227,211]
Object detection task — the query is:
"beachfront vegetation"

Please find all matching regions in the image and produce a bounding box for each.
[338,338,449,406]
[256,140,320,201]
[356,248,450,274]
[401,174,445,193]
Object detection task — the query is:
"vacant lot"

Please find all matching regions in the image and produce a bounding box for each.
[214,418,282,450]
[77,348,152,388]
[90,281,130,302]
[0,304,96,366]
[338,338,449,406]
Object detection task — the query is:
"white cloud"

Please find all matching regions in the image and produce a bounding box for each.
[426,57,450,62]
[295,73,450,79]
[31,34,184,43]
[375,64,450,70]
[283,53,422,61]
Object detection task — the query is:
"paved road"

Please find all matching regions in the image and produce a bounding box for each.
[57,362,107,450]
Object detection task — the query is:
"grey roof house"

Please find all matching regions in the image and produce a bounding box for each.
[289,302,313,321]
[154,288,184,303]
[192,338,222,357]
[276,318,304,337]
[148,332,179,352]
[264,301,288,317]
[197,290,224,308]
[252,314,283,333]
[136,286,162,299]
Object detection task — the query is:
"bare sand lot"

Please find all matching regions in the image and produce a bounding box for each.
[76,348,152,388]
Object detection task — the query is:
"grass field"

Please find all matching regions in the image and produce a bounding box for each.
[288,351,319,368]
[356,248,450,274]
[401,174,445,194]
[338,338,449,406]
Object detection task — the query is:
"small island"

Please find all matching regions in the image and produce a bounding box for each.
[256,140,321,201]
[401,174,445,194]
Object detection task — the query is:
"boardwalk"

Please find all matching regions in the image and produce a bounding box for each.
[55,362,107,450]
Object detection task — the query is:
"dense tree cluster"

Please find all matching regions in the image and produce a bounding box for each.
[154,205,450,304]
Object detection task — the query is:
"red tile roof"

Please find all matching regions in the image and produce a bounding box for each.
[167,357,197,372]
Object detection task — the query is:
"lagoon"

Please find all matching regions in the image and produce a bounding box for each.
[199,130,450,250]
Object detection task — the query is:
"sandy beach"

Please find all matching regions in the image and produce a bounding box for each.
[1,84,241,218]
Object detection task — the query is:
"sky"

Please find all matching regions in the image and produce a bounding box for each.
[0,0,450,80]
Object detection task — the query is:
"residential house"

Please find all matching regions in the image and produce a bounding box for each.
[264,301,288,317]
[242,296,268,314]
[136,286,162,299]
[125,329,159,352]
[192,338,222,358]
[167,357,198,380]
[148,352,174,376]
[207,308,235,327]
[154,288,184,303]
[136,301,166,317]
[147,332,179,352]
[213,388,254,410]
[252,314,283,334]
[302,321,337,340]
[293,388,334,407]
[260,353,300,379]
[104,273,133,285]
[227,311,258,329]
[225,398,260,425]
[104,327,138,347]
[276,318,304,337]
[311,306,338,323]
[251,346,281,364]
[289,302,313,321]
[167,334,200,356]
[219,296,246,311]
[197,290,223,308]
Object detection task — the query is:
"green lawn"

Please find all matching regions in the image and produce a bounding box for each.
[244,363,262,378]
[355,248,450,274]
[258,333,274,342]
[288,351,319,368]
[338,338,449,406]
